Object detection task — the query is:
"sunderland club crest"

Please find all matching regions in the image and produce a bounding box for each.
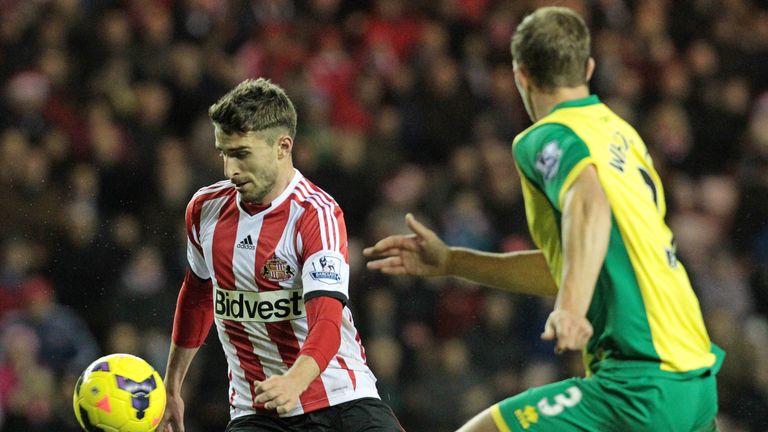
[261,255,295,282]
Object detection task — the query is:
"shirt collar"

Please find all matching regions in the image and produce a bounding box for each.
[549,94,601,114]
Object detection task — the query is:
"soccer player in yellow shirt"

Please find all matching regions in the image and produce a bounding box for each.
[365,6,722,432]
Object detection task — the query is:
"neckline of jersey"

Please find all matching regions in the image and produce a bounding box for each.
[549,94,601,114]
[236,169,302,218]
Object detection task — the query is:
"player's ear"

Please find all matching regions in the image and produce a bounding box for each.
[585,57,595,82]
[513,62,532,92]
[277,135,293,159]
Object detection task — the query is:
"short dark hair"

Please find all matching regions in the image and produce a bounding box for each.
[208,78,297,138]
[511,7,591,90]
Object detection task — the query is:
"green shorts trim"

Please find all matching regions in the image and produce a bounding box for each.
[491,405,513,432]
[491,373,718,432]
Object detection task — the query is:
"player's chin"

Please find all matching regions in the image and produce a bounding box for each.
[244,188,270,203]
[239,191,261,203]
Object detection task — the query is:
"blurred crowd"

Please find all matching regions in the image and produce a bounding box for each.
[0,0,767,431]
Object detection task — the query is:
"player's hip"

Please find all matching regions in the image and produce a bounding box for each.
[492,372,718,431]
[226,397,404,432]
[228,369,380,418]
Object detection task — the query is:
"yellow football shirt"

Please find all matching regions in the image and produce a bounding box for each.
[513,95,722,377]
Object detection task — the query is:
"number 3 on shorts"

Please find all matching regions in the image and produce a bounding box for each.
[537,386,583,416]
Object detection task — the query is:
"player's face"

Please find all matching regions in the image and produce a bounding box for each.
[215,127,282,204]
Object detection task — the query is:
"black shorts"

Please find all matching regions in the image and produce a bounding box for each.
[225,398,404,432]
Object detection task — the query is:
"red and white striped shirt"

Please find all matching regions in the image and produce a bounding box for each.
[185,170,379,419]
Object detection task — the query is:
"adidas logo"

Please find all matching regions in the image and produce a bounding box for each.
[236,235,256,250]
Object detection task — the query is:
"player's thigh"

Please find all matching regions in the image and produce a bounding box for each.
[336,397,405,432]
[225,414,290,432]
[659,373,719,431]
[593,372,718,431]
[694,420,719,432]
[484,374,718,432]
[225,412,333,432]
[491,378,608,432]
[456,407,500,432]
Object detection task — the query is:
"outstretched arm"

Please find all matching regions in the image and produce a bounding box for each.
[364,214,557,297]
[446,248,556,296]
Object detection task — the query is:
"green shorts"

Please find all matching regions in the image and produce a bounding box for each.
[491,372,718,432]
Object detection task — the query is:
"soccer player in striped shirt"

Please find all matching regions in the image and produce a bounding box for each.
[365,6,722,432]
[158,79,403,432]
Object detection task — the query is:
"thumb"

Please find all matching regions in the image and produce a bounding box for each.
[405,213,433,239]
[541,321,556,341]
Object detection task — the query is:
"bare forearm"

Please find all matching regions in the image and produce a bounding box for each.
[285,355,320,393]
[254,354,321,414]
[557,169,611,316]
[446,248,557,297]
[164,344,199,394]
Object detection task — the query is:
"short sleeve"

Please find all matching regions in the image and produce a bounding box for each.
[185,197,210,280]
[514,123,593,210]
[297,200,350,304]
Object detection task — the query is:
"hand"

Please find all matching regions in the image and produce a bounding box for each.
[254,374,304,415]
[541,309,593,354]
[363,213,449,277]
[157,392,184,432]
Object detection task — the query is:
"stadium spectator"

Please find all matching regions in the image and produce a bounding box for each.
[0,323,56,432]
[0,276,99,378]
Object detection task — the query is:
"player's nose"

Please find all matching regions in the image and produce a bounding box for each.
[223,156,240,179]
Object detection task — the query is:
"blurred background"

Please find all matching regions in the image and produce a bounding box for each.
[0,0,767,431]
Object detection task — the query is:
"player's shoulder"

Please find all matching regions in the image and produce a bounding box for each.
[513,122,584,161]
[190,180,236,203]
[515,122,580,148]
[186,180,236,219]
[291,176,341,210]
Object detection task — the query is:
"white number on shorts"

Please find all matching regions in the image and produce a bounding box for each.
[537,386,583,416]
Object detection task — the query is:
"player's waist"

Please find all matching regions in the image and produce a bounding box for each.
[588,348,722,380]
[215,325,371,372]
[214,287,305,322]
[221,347,371,373]
[229,372,380,418]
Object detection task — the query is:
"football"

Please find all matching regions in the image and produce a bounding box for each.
[73,354,166,432]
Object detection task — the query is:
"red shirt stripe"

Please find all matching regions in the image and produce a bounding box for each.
[336,356,356,390]
[187,183,233,254]
[213,195,266,409]
[255,203,331,410]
